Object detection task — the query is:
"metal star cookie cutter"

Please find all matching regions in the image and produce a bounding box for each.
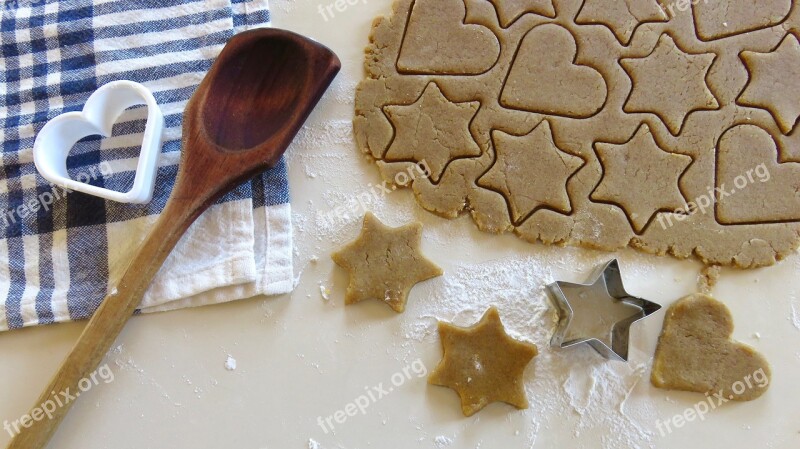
[547,259,661,361]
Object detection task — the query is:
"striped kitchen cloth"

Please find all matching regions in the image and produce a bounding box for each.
[0,0,294,332]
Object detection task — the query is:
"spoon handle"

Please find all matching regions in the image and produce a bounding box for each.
[7,196,204,449]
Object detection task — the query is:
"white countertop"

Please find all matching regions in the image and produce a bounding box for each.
[1,1,799,448]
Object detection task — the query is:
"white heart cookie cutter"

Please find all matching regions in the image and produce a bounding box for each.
[33,80,165,204]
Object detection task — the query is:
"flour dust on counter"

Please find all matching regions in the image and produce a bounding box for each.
[225,355,238,371]
[391,250,666,448]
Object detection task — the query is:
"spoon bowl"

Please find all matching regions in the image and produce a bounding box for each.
[175,28,341,208]
[202,32,310,149]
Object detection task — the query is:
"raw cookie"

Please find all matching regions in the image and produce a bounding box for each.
[354,0,800,268]
[651,294,771,401]
[429,306,538,416]
[331,212,442,312]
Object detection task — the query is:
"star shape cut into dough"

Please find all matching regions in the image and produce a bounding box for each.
[576,0,668,45]
[384,82,482,183]
[331,213,442,313]
[548,259,662,361]
[738,34,800,134]
[429,306,538,416]
[478,120,584,224]
[590,124,693,233]
[620,34,719,135]
[488,0,555,27]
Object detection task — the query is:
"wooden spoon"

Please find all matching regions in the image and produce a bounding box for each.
[8,28,340,449]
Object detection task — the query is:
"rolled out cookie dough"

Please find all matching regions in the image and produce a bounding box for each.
[354,0,800,267]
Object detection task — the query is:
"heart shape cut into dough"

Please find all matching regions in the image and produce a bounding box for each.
[500,23,607,118]
[34,80,164,204]
[651,294,771,401]
[693,0,791,41]
[397,0,500,75]
[715,124,800,224]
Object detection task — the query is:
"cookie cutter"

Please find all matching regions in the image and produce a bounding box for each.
[33,80,165,204]
[547,259,662,361]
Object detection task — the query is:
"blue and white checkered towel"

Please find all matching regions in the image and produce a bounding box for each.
[0,0,294,332]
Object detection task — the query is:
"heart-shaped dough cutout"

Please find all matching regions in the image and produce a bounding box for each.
[715,124,800,224]
[500,23,607,118]
[693,0,791,41]
[397,0,500,75]
[33,81,164,204]
[651,294,771,401]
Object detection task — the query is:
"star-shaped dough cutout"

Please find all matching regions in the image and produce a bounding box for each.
[548,259,662,361]
[478,120,585,224]
[590,124,693,233]
[331,212,442,313]
[429,306,538,416]
[621,34,719,135]
[738,34,800,134]
[488,0,555,27]
[384,82,481,183]
[576,0,668,45]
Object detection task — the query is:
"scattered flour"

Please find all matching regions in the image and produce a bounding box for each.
[433,435,453,448]
[398,254,660,448]
[791,301,800,331]
[288,121,662,447]
[320,284,332,301]
[224,355,237,371]
[284,49,662,449]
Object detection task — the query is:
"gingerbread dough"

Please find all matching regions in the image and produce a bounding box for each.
[651,294,771,401]
[331,212,442,312]
[429,306,539,416]
[354,0,800,267]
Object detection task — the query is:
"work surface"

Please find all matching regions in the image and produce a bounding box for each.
[1,1,799,448]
